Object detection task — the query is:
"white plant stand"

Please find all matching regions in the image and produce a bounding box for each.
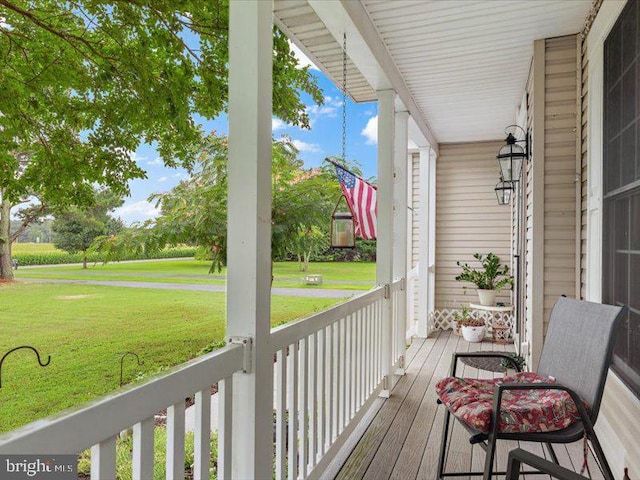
[468,303,514,342]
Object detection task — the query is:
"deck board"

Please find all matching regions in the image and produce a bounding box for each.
[332,330,605,480]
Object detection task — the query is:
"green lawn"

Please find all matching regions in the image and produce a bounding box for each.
[16,259,376,290]
[0,282,342,433]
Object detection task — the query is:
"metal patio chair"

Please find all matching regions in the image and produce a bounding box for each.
[436,297,625,480]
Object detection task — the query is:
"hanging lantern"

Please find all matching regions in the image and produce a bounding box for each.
[497,126,528,182]
[331,196,355,249]
[495,180,514,205]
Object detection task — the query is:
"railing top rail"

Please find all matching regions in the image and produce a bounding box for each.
[0,343,244,454]
[270,280,402,352]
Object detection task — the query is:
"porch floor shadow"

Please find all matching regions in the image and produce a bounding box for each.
[333,330,605,480]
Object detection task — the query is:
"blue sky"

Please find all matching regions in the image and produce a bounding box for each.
[115,46,380,225]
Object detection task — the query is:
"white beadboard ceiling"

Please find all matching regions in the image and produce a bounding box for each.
[275,0,592,143]
[274,0,377,102]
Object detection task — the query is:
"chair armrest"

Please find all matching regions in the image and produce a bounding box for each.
[490,383,593,436]
[450,352,523,376]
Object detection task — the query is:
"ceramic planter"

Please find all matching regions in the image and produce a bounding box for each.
[477,288,497,306]
[461,325,486,343]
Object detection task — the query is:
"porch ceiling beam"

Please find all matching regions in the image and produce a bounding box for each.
[306,0,438,154]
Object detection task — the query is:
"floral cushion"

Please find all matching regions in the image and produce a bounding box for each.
[435,372,581,434]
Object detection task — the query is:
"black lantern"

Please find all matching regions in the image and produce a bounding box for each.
[330,196,356,249]
[494,180,514,205]
[497,126,528,183]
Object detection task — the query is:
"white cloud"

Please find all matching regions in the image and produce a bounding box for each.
[114,200,160,223]
[272,118,287,131]
[288,40,319,71]
[361,115,378,145]
[172,172,186,179]
[292,139,321,153]
[306,95,343,121]
[158,176,168,183]
[147,157,163,166]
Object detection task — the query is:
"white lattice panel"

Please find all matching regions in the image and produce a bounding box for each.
[430,309,515,340]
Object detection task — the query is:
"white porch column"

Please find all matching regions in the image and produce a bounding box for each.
[377,89,396,396]
[417,146,431,337]
[227,1,273,478]
[393,110,409,374]
[428,149,437,325]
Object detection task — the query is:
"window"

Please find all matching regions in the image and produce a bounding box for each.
[603,0,640,398]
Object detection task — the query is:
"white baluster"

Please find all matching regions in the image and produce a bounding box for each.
[166,402,185,480]
[298,337,308,478]
[217,378,233,480]
[308,332,317,471]
[287,342,298,480]
[133,417,154,480]
[275,350,287,480]
[194,388,211,480]
[91,436,117,480]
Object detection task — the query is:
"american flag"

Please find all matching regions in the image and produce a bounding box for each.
[334,164,377,239]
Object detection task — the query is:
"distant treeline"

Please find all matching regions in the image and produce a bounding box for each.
[11,219,54,244]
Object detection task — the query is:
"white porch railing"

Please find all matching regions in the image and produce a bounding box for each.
[0,343,245,479]
[0,279,407,479]
[271,280,403,479]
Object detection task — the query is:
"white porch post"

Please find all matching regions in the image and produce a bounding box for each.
[417,146,431,337]
[428,149,437,326]
[393,110,409,374]
[227,1,273,478]
[377,89,396,396]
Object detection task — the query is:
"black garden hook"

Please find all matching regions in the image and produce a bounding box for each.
[0,346,51,389]
[120,352,143,387]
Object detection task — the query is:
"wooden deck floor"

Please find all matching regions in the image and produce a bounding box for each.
[333,330,605,480]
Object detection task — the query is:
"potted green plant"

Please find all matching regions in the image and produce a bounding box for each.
[453,306,486,343]
[500,353,526,375]
[455,253,513,306]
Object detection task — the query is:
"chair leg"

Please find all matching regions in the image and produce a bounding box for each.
[546,443,559,465]
[587,430,615,480]
[483,434,497,480]
[437,409,451,480]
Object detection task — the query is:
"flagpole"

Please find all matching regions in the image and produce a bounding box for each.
[325,157,376,189]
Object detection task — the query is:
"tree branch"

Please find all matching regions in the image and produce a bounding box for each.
[10,203,47,243]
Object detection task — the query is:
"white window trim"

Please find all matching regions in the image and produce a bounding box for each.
[586,2,640,477]
[585,0,627,303]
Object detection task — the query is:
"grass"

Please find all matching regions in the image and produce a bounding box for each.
[77,428,217,479]
[15,259,376,290]
[0,282,342,433]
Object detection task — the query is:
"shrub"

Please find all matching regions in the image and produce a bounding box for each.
[13,247,196,266]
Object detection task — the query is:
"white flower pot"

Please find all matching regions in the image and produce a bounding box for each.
[461,325,486,343]
[477,289,497,306]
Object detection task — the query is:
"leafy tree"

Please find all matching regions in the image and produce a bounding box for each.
[0,0,323,279]
[291,226,328,272]
[11,218,53,243]
[52,189,123,268]
[93,133,341,272]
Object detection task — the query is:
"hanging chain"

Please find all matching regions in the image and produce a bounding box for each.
[341,32,347,162]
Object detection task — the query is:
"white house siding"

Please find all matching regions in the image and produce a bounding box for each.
[410,153,420,324]
[583,1,640,474]
[434,141,511,310]
[542,35,580,335]
[411,152,420,269]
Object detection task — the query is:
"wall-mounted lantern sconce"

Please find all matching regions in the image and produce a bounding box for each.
[495,179,514,205]
[497,125,529,183]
